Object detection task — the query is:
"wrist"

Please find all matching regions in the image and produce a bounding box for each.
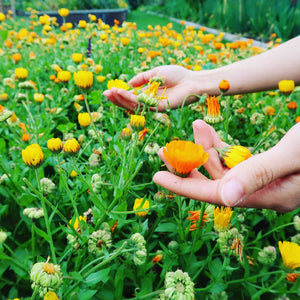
[193,69,222,96]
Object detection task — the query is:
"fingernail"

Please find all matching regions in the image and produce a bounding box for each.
[221,179,244,206]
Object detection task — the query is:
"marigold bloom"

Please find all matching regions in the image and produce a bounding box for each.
[72,53,83,63]
[278,241,300,270]
[47,138,63,154]
[0,13,6,22]
[58,8,69,17]
[163,140,209,177]
[33,93,44,103]
[11,53,21,62]
[263,106,276,116]
[295,116,300,123]
[187,210,209,231]
[74,71,93,89]
[15,68,28,80]
[21,133,30,142]
[22,144,44,168]
[217,145,252,169]
[287,101,297,110]
[204,96,223,124]
[78,20,87,28]
[121,127,132,140]
[120,37,130,46]
[278,80,295,95]
[107,79,130,90]
[130,115,146,131]
[63,138,80,155]
[78,112,91,127]
[219,79,230,93]
[133,198,150,217]
[70,170,78,177]
[57,70,71,82]
[213,206,233,232]
[96,76,106,83]
[286,273,300,283]
[152,254,163,263]
[44,291,60,300]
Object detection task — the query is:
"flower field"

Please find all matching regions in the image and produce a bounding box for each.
[0,8,300,300]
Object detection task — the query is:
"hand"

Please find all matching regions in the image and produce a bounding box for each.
[103,65,202,111]
[153,120,300,212]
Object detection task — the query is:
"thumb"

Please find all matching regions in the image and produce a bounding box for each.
[128,69,155,87]
[220,140,300,206]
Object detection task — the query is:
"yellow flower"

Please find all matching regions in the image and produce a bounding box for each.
[58,8,69,17]
[33,93,45,103]
[39,15,50,25]
[44,291,60,300]
[187,210,209,231]
[72,53,83,63]
[219,79,230,93]
[63,138,80,155]
[78,112,91,127]
[0,13,6,22]
[57,70,71,82]
[22,144,44,168]
[121,127,132,140]
[217,145,252,169]
[163,140,209,177]
[130,115,146,131]
[278,80,295,95]
[107,79,130,90]
[15,68,28,80]
[96,76,106,83]
[78,20,87,28]
[70,170,78,177]
[279,241,300,270]
[74,71,93,89]
[47,138,63,154]
[69,216,86,230]
[204,96,223,124]
[133,198,150,217]
[213,206,233,232]
[120,37,130,46]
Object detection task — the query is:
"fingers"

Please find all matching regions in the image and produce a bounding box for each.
[192,120,227,179]
[129,69,158,87]
[103,88,139,111]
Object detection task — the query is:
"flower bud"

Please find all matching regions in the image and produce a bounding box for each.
[40,178,55,195]
[168,241,179,252]
[130,115,146,131]
[63,138,80,155]
[154,191,167,203]
[88,230,112,256]
[89,153,101,168]
[0,230,8,243]
[124,232,147,265]
[91,173,102,193]
[47,138,63,154]
[23,207,44,219]
[144,142,160,155]
[257,246,277,265]
[294,215,300,231]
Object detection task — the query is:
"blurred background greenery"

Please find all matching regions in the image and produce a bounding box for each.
[1,0,299,40]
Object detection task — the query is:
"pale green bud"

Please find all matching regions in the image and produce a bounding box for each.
[0,230,8,243]
[88,229,112,256]
[209,291,228,300]
[293,215,300,231]
[124,232,147,266]
[153,112,171,127]
[89,153,101,168]
[23,207,44,219]
[40,177,55,195]
[18,81,36,89]
[91,173,102,193]
[168,240,179,252]
[0,174,8,184]
[291,233,300,245]
[257,246,277,265]
[144,142,160,155]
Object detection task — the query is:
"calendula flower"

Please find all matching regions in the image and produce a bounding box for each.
[0,93,9,102]
[58,8,69,17]
[33,93,45,103]
[152,253,163,263]
[278,241,300,270]
[97,75,106,83]
[70,170,78,177]
[47,138,63,154]
[15,67,28,80]
[120,127,132,140]
[204,96,223,124]
[107,79,130,90]
[69,216,86,231]
[213,206,233,232]
[287,101,297,110]
[22,144,44,168]
[78,20,87,28]
[133,198,150,217]
[0,12,6,22]
[187,210,209,231]
[44,291,60,300]
[130,115,146,131]
[57,70,71,83]
[74,71,93,89]
[63,138,80,155]
[219,79,230,93]
[72,53,83,63]
[163,140,209,177]
[30,257,63,297]
[278,80,295,95]
[286,273,300,283]
[164,269,195,300]
[120,37,130,46]
[78,112,91,127]
[216,145,252,169]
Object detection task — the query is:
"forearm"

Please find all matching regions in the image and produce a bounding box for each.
[196,35,300,96]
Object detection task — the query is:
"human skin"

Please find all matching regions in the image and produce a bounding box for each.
[153,120,300,212]
[103,35,300,111]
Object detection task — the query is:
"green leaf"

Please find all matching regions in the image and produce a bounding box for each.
[208,258,223,281]
[85,267,110,286]
[0,30,8,40]
[89,90,102,105]
[209,282,227,293]
[57,122,76,134]
[69,271,84,282]
[155,222,178,233]
[114,264,124,299]
[34,226,50,242]
[19,193,35,206]
[76,289,97,300]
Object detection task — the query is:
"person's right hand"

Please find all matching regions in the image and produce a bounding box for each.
[103,65,204,112]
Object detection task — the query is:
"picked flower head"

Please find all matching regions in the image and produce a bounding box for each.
[163,140,209,177]
[219,79,230,93]
[107,79,130,90]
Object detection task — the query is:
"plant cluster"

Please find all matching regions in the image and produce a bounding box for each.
[0,8,299,300]
[146,0,300,41]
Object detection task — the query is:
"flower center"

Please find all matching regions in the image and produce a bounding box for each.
[176,282,185,293]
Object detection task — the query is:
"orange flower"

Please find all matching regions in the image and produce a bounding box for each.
[295,116,300,123]
[163,140,209,177]
[152,254,163,263]
[187,210,209,231]
[204,96,223,124]
[219,79,230,93]
[287,101,297,110]
[286,273,300,283]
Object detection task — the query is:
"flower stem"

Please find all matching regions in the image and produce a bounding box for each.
[31,222,36,261]
[34,169,57,264]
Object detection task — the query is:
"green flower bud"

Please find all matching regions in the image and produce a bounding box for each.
[40,178,55,196]
[0,230,8,243]
[217,227,243,257]
[257,246,277,265]
[89,153,101,168]
[164,269,194,300]
[124,232,147,266]
[99,222,111,232]
[23,207,44,219]
[67,233,80,250]
[168,240,179,252]
[209,291,228,300]
[154,191,167,203]
[0,108,13,122]
[144,142,160,155]
[0,174,8,184]
[91,173,102,193]
[88,230,112,256]
[18,81,36,90]
[30,258,63,297]
[291,233,300,245]
[294,216,300,231]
